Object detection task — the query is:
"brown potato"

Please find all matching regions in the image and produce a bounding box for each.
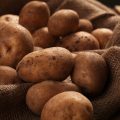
[41,91,93,120]
[33,46,43,51]
[17,47,74,82]
[48,9,79,36]
[57,31,100,52]
[71,52,108,97]
[0,14,19,24]
[26,81,80,115]
[19,1,50,33]
[78,19,93,32]
[92,28,113,49]
[0,21,33,67]
[33,27,56,48]
[0,66,21,85]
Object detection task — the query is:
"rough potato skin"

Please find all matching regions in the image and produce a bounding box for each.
[57,31,100,52]
[48,9,79,36]
[33,27,56,48]
[0,66,21,85]
[71,52,108,97]
[26,81,80,115]
[17,47,74,82]
[0,14,19,24]
[78,19,93,32]
[19,1,50,33]
[41,91,93,120]
[92,28,113,49]
[0,21,33,67]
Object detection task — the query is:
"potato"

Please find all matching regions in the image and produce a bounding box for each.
[48,9,79,36]
[78,19,93,32]
[34,46,43,51]
[0,66,21,85]
[0,14,19,24]
[0,21,33,67]
[57,31,100,52]
[41,91,93,120]
[71,52,108,97]
[26,81,80,115]
[19,1,50,33]
[92,28,113,49]
[33,27,56,48]
[17,47,74,82]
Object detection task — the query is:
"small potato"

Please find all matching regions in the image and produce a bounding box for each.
[0,21,33,67]
[33,46,43,51]
[33,27,56,48]
[0,14,19,24]
[0,66,21,84]
[92,28,113,49]
[26,81,80,115]
[48,9,79,36]
[78,19,93,32]
[19,1,50,33]
[57,31,100,52]
[17,47,74,82]
[71,52,108,97]
[41,91,93,120]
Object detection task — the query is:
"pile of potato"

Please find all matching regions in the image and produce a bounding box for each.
[0,1,113,120]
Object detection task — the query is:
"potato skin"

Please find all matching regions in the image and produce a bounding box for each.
[48,9,79,36]
[92,28,113,49]
[26,81,80,115]
[78,19,93,32]
[17,47,74,82]
[41,91,93,120]
[19,1,50,33]
[57,31,100,52]
[0,66,21,85]
[0,14,19,24]
[33,27,56,48]
[71,52,108,97]
[0,21,33,67]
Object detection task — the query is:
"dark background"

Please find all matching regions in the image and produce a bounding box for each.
[99,0,120,7]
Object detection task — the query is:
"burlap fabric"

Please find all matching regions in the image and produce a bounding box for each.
[0,0,120,120]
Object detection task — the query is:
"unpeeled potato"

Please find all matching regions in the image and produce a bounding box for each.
[26,81,80,115]
[17,47,74,82]
[19,1,50,33]
[57,31,100,52]
[71,52,108,97]
[48,9,79,36]
[0,66,21,85]
[33,27,56,48]
[0,21,33,67]
[41,91,93,120]
[92,28,113,49]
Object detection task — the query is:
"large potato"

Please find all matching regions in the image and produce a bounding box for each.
[41,91,93,120]
[26,81,80,115]
[33,27,56,48]
[19,1,50,33]
[0,21,33,67]
[57,31,100,52]
[92,28,113,49]
[17,47,74,82]
[48,9,79,36]
[0,14,19,24]
[0,66,21,85]
[71,52,108,97]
